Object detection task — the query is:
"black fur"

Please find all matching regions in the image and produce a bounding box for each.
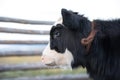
[50,8,120,80]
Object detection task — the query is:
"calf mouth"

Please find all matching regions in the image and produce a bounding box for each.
[41,55,56,66]
[45,61,56,66]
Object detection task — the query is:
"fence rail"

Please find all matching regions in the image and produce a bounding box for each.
[0,27,49,35]
[0,17,54,25]
[0,44,46,56]
[0,40,48,44]
[0,62,59,72]
[0,74,90,80]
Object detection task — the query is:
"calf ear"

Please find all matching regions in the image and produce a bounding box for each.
[61,8,71,18]
[61,8,80,30]
[61,8,73,29]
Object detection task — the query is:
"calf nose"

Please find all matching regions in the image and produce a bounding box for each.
[41,56,47,63]
[41,56,56,66]
[41,57,44,61]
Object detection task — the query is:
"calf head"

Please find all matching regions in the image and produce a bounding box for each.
[41,9,91,69]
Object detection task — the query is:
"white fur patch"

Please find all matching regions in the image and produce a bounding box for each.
[41,43,74,70]
[53,17,63,26]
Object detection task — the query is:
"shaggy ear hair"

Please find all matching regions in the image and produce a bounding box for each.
[61,9,79,30]
[61,8,91,36]
[61,8,83,30]
[61,9,71,17]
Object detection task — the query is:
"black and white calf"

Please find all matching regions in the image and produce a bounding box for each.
[41,9,120,80]
[41,17,74,69]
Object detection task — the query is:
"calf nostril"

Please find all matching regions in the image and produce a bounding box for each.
[41,57,44,61]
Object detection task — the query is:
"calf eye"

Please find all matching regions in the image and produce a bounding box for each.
[54,32,60,38]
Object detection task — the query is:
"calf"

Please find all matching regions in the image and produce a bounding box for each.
[41,9,120,80]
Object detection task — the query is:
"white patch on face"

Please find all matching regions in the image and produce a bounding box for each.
[41,43,74,70]
[53,17,63,26]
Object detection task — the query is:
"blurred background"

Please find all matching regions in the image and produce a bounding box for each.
[0,0,120,80]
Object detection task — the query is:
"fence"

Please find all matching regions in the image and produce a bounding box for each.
[0,17,55,71]
[0,17,89,80]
